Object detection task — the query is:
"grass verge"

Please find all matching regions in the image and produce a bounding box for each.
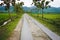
[0,13,23,40]
[0,13,17,26]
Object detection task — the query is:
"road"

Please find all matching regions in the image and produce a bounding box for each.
[21,14,50,40]
[21,14,60,40]
[8,14,60,40]
[21,14,33,40]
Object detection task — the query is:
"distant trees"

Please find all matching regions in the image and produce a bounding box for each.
[3,0,16,20]
[32,0,53,19]
[14,2,24,16]
[3,0,24,19]
[4,0,12,20]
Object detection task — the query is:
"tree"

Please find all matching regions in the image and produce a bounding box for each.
[0,3,3,6]
[19,2,24,13]
[4,0,11,19]
[12,0,15,6]
[32,0,53,19]
[14,2,24,15]
[4,0,24,18]
[4,0,16,20]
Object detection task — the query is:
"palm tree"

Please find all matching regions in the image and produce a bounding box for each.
[19,2,24,13]
[20,2,24,7]
[4,0,11,19]
[32,0,53,19]
[15,2,24,15]
[12,0,15,6]
[4,0,24,18]
[4,0,16,20]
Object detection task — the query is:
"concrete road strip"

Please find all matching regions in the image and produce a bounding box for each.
[26,15,51,40]
[26,14,60,40]
[21,14,33,40]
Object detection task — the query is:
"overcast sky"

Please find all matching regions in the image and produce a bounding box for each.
[0,0,60,7]
[16,0,33,7]
[18,0,60,7]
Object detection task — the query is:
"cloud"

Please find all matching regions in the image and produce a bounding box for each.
[0,1,4,4]
[19,0,33,7]
[19,0,60,7]
[0,0,60,7]
[49,0,60,7]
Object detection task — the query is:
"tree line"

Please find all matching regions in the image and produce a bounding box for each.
[32,0,53,19]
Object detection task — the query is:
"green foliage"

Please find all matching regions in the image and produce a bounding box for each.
[0,13,9,26]
[0,13,23,40]
[5,3,10,10]
[12,0,15,6]
[20,2,24,7]
[0,13,16,26]
[14,2,24,14]
[45,1,50,6]
[32,0,53,19]
[4,0,10,10]
[4,0,15,20]
[33,0,53,9]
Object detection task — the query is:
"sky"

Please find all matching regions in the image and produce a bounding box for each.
[16,0,33,7]
[16,0,60,7]
[49,0,60,7]
[0,0,60,7]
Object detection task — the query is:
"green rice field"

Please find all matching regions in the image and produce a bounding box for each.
[0,13,16,26]
[0,13,23,40]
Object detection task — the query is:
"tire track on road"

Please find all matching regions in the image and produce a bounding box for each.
[25,14,51,40]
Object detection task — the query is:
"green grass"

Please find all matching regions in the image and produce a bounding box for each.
[0,13,23,40]
[43,14,60,19]
[31,13,60,24]
[31,13,60,20]
[29,13,60,36]
[0,13,16,26]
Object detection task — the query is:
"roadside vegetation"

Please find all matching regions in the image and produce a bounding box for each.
[0,13,16,26]
[29,13,60,36]
[0,13,23,40]
[0,0,24,40]
[32,0,53,19]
